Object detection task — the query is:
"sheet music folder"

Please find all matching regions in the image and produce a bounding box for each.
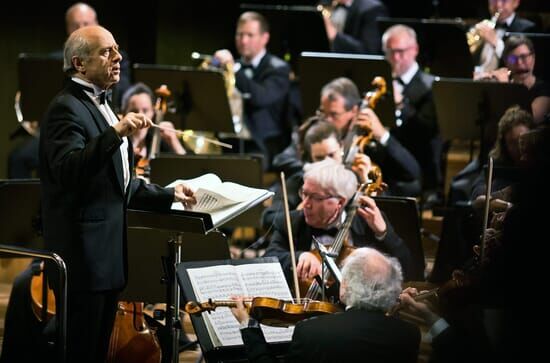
[177,257,290,362]
[133,63,236,134]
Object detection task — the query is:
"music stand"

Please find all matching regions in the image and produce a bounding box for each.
[149,154,265,229]
[373,196,425,281]
[0,179,43,251]
[176,257,290,362]
[377,17,473,78]
[505,32,550,82]
[299,52,396,126]
[18,53,65,123]
[239,3,329,71]
[432,78,531,160]
[133,63,237,134]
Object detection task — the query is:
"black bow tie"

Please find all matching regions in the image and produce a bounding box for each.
[394,77,405,86]
[74,82,111,104]
[311,227,340,238]
[495,22,509,30]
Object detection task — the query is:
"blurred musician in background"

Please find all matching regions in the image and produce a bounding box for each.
[213,11,292,170]
[320,0,388,54]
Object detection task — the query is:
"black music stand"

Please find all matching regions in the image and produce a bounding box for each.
[432,78,531,161]
[17,53,65,123]
[133,63,237,134]
[240,3,329,71]
[0,179,43,251]
[298,52,396,126]
[373,196,425,281]
[505,32,550,82]
[176,257,290,362]
[377,17,473,78]
[149,154,265,229]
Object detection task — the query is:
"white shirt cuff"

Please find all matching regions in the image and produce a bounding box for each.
[426,317,450,343]
[378,131,390,146]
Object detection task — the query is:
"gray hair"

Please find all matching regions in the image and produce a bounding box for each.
[63,28,93,74]
[382,24,417,53]
[121,82,155,114]
[303,158,357,201]
[320,77,361,111]
[340,247,403,311]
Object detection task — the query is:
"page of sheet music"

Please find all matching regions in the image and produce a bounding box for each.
[187,265,245,347]
[236,263,295,342]
[187,263,294,347]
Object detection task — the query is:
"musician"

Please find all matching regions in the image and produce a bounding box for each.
[121,82,186,165]
[319,77,422,196]
[264,158,412,283]
[261,118,373,229]
[321,0,388,54]
[231,247,420,362]
[39,25,196,362]
[213,11,292,170]
[382,25,442,200]
[473,0,536,74]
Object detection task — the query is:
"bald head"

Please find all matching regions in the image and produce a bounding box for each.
[65,2,97,35]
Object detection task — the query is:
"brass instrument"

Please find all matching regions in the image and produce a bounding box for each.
[190,52,250,148]
[466,11,501,54]
[316,1,338,18]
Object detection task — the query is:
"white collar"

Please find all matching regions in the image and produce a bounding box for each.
[503,13,516,27]
[397,62,419,86]
[243,49,266,69]
[71,77,106,97]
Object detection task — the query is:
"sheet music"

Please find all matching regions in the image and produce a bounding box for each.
[187,263,294,347]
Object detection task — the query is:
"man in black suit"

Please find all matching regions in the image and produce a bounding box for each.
[214,11,291,170]
[382,25,441,196]
[321,0,388,54]
[264,158,412,284]
[39,25,195,362]
[473,0,537,74]
[231,247,420,362]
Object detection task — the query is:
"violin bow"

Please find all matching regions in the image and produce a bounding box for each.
[280,171,301,301]
[480,156,494,262]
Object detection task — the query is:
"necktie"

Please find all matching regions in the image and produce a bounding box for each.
[394,77,405,86]
[241,63,254,79]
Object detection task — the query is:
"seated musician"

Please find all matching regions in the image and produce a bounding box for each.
[263,157,413,284]
[121,82,186,165]
[261,118,372,229]
[230,247,421,362]
[273,77,422,197]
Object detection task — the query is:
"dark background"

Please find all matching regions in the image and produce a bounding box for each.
[1,0,548,178]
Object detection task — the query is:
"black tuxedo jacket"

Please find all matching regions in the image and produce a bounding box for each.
[236,52,291,144]
[392,69,441,189]
[332,0,388,54]
[39,80,174,292]
[241,308,420,363]
[265,210,412,281]
[507,15,537,33]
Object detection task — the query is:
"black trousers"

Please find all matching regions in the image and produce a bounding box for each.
[65,290,119,363]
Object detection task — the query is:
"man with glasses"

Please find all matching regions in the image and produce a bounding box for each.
[263,158,412,285]
[474,0,536,74]
[382,24,441,203]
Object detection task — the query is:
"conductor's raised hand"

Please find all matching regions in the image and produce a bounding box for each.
[174,183,197,208]
[114,112,152,137]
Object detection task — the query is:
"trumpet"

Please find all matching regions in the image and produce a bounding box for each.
[466,11,501,54]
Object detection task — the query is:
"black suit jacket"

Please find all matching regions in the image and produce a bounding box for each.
[507,15,537,33]
[236,52,291,146]
[392,69,441,189]
[39,80,174,292]
[332,0,388,54]
[264,210,412,281]
[241,309,420,363]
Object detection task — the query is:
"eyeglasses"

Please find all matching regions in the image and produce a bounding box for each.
[316,108,350,120]
[506,53,533,65]
[298,187,338,202]
[384,46,414,56]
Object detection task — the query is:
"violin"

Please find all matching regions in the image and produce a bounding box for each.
[343,76,387,195]
[135,84,171,178]
[184,297,342,328]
